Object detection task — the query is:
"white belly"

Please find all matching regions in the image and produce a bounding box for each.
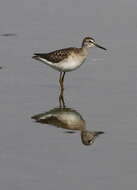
[38,55,86,72]
[57,55,86,72]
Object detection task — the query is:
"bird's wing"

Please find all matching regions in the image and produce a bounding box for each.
[33,47,77,63]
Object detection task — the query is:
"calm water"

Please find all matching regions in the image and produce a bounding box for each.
[0,0,137,190]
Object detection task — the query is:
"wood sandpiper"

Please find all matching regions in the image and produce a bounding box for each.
[32,37,107,89]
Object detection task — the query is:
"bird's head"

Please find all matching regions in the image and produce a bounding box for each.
[82,37,107,50]
[81,130,104,145]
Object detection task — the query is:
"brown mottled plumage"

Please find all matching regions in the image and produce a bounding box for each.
[33,47,81,63]
[32,37,106,88]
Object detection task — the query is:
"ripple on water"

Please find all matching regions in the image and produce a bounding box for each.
[0,33,17,37]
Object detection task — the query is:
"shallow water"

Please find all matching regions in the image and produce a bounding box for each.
[0,0,137,190]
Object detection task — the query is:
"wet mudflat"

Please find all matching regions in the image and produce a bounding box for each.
[0,0,137,190]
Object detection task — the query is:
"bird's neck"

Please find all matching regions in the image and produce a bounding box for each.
[81,46,89,57]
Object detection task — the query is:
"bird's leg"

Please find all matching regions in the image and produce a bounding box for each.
[62,72,65,83]
[59,72,65,90]
[59,72,63,89]
[59,86,65,108]
[61,72,65,90]
[59,72,66,107]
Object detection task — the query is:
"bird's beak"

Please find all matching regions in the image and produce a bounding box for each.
[94,43,107,50]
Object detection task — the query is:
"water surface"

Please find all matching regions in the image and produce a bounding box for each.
[0,0,137,190]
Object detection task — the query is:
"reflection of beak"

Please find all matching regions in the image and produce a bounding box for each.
[94,43,107,50]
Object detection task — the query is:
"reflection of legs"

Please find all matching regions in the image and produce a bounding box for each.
[59,87,65,108]
[59,72,66,90]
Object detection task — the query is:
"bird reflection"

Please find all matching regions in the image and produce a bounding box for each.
[31,89,104,145]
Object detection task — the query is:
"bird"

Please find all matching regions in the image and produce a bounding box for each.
[32,37,107,89]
